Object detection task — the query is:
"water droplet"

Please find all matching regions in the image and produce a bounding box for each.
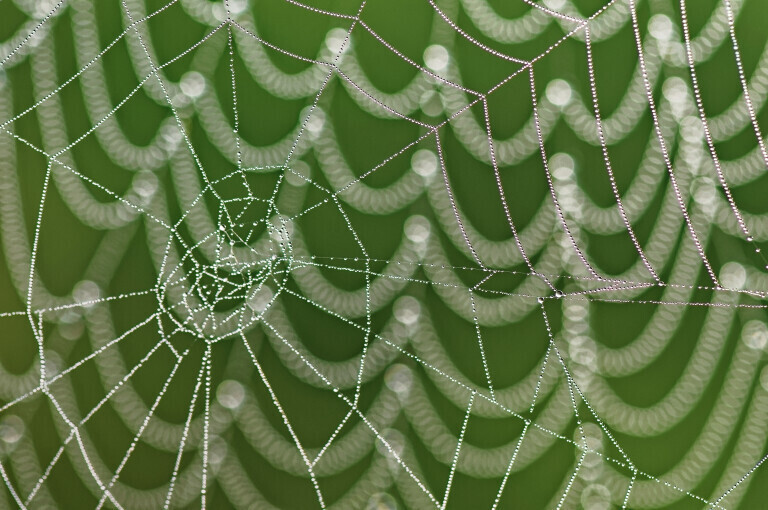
[325,28,352,54]
[393,296,421,326]
[366,492,398,510]
[0,416,24,445]
[180,71,206,99]
[720,261,747,290]
[545,79,572,107]
[411,150,438,177]
[743,321,768,350]
[385,364,413,398]
[216,380,245,410]
[648,14,675,42]
[423,45,449,72]
[404,216,430,244]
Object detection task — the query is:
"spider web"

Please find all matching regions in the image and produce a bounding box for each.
[0,0,767,508]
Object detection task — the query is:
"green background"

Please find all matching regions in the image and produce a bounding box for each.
[1,0,768,508]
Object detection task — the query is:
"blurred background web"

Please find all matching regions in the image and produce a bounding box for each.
[1,0,768,508]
